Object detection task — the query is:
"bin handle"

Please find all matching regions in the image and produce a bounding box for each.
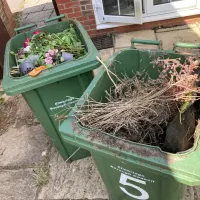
[45,14,66,23]
[173,42,200,52]
[131,39,162,50]
[14,23,36,34]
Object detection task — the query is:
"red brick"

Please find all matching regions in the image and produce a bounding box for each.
[83,25,90,30]
[56,0,70,4]
[57,4,65,10]
[82,10,93,16]
[73,7,81,12]
[75,16,89,21]
[88,15,95,20]
[56,0,68,4]
[54,1,200,39]
[59,8,73,14]
[0,0,16,37]
[87,29,97,36]
[83,19,95,25]
[64,1,80,8]
[86,4,93,9]
[90,24,96,30]
[81,5,86,10]
[68,11,82,18]
[80,0,91,5]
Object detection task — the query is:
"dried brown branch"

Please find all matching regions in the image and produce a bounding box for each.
[73,57,200,147]
[77,75,178,146]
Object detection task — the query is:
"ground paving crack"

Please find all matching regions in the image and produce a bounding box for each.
[0,164,38,170]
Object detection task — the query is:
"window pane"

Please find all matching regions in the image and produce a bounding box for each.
[103,0,136,16]
[103,0,119,16]
[120,0,135,16]
[153,0,183,5]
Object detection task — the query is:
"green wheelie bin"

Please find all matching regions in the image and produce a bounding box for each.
[3,15,100,161]
[59,39,200,199]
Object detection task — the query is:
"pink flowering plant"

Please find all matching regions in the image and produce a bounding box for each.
[45,49,59,65]
[10,24,86,76]
[154,57,200,112]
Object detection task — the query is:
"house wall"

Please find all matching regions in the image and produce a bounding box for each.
[0,0,16,37]
[56,0,200,37]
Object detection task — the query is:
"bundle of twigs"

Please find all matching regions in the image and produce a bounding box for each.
[75,56,200,146]
[77,77,178,145]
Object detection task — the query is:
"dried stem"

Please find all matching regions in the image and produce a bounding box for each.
[77,75,178,145]
[96,56,122,88]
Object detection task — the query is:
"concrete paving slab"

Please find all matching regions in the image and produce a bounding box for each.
[35,0,53,5]
[156,25,200,51]
[93,48,114,76]
[184,186,200,200]
[35,21,46,28]
[156,24,199,33]
[20,13,28,21]
[49,10,57,18]
[114,47,126,53]
[115,30,158,49]
[0,95,38,135]
[0,125,49,168]
[22,4,45,14]
[43,2,54,10]
[38,147,108,200]
[37,146,200,200]
[6,0,24,13]
[21,9,52,25]
[99,48,114,62]
[0,169,37,200]
[24,0,52,8]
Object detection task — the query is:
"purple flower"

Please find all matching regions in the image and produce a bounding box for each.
[48,49,55,56]
[17,48,24,59]
[45,53,50,57]
[45,57,53,64]
[47,49,58,56]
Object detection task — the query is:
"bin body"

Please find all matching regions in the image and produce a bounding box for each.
[3,19,99,161]
[60,48,200,199]
[92,152,185,200]
[23,72,93,160]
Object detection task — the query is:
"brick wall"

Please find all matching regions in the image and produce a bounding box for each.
[0,0,16,37]
[56,0,200,37]
[56,0,96,36]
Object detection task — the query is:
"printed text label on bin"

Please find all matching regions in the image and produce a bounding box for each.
[119,173,149,199]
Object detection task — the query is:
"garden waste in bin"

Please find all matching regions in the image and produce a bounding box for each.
[3,15,100,161]
[60,40,200,200]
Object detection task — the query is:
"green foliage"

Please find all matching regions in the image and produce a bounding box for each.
[10,24,86,77]
[0,98,4,104]
[0,91,5,104]
[29,25,86,59]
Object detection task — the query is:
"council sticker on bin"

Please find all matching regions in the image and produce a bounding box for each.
[111,165,155,200]
[50,97,78,111]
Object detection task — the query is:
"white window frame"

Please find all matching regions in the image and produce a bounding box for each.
[94,0,142,24]
[146,0,197,14]
[92,0,200,30]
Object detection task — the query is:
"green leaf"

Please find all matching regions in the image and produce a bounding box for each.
[10,51,16,55]
[0,90,5,96]
[0,97,4,104]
